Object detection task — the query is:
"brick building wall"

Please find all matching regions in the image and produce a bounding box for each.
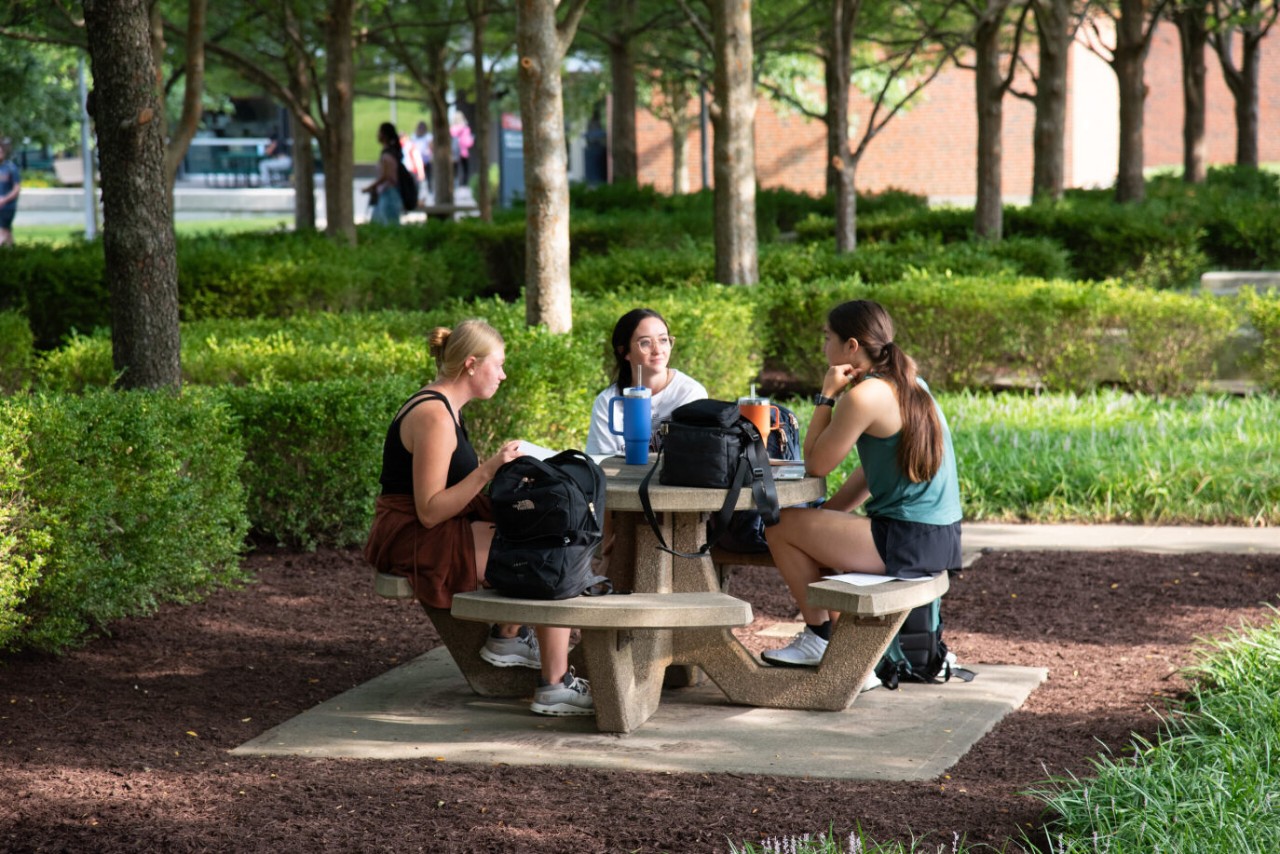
[634,21,1279,202]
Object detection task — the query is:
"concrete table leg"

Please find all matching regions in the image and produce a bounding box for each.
[424,607,537,698]
[580,628,673,734]
[677,611,909,711]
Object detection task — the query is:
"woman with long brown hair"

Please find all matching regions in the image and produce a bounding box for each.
[760,300,961,669]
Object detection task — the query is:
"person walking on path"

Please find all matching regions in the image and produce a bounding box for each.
[363,122,404,225]
[0,140,21,247]
[450,114,473,187]
[410,120,433,202]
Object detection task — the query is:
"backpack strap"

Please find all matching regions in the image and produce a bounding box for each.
[739,421,779,526]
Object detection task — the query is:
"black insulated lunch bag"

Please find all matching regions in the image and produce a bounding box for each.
[485,450,611,599]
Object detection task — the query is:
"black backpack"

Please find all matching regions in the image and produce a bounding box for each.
[875,596,976,688]
[485,450,611,599]
[708,404,804,553]
[396,158,418,212]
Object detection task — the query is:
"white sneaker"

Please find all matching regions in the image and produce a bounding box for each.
[860,672,882,692]
[761,627,829,667]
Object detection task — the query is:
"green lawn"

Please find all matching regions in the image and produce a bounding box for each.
[15,217,294,247]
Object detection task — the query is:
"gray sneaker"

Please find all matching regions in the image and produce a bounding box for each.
[760,627,829,667]
[480,628,540,669]
[530,667,595,716]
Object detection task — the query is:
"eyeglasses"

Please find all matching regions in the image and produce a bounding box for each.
[634,335,675,353]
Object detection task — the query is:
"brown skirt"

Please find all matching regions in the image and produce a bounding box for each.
[363,493,494,609]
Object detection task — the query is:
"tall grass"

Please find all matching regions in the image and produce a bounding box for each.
[1029,611,1280,853]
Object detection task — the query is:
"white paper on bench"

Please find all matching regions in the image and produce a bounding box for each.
[824,572,907,587]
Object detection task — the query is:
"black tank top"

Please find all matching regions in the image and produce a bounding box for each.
[378,389,479,496]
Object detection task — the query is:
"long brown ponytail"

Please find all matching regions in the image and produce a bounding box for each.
[827,300,943,482]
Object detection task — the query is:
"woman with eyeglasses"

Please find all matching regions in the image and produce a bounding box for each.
[585,308,707,457]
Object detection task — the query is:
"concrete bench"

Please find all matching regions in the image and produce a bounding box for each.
[1200,270,1280,295]
[419,203,479,221]
[451,589,753,733]
[373,572,543,698]
[687,571,950,713]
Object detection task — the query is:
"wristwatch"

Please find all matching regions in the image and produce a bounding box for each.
[812,393,837,408]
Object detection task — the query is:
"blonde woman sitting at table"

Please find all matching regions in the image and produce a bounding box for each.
[364,319,593,716]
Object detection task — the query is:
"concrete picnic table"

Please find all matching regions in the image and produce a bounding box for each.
[450,456,948,733]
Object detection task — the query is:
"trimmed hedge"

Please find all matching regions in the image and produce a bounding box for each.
[0,309,33,393]
[0,389,248,652]
[1242,287,1280,392]
[758,275,1238,394]
[0,404,45,649]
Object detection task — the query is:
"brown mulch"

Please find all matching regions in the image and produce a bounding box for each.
[2,547,1278,853]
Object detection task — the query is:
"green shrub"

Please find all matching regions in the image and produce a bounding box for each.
[0,241,108,348]
[571,241,716,294]
[1242,287,1280,392]
[0,404,46,650]
[9,388,248,652]
[0,309,33,392]
[760,235,1072,284]
[759,275,1237,393]
[218,376,412,549]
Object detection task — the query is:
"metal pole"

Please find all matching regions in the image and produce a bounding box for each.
[389,69,397,125]
[78,58,97,240]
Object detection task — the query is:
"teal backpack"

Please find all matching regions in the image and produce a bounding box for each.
[875,597,976,689]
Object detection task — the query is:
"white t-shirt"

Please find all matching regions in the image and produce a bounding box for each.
[585,370,708,456]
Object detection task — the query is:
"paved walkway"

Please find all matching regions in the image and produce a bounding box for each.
[232,524,1276,780]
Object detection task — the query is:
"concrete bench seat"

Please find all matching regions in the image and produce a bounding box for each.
[450,589,752,630]
[451,589,753,733]
[374,571,414,599]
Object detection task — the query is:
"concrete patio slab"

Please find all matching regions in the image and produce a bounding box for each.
[233,648,1045,782]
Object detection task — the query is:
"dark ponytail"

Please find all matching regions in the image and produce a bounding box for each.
[827,300,943,482]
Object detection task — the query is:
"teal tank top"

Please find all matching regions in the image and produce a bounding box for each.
[856,379,962,525]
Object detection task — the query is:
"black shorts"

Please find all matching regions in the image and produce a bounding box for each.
[870,517,961,579]
[0,209,14,230]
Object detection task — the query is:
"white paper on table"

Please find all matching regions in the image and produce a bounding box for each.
[516,440,557,461]
[823,572,904,587]
[589,453,616,465]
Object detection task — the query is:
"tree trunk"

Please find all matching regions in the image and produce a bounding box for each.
[1233,33,1261,167]
[322,0,357,244]
[671,121,689,193]
[1031,0,1069,202]
[428,37,455,208]
[826,0,857,253]
[472,7,494,221]
[711,0,758,285]
[517,0,580,333]
[974,3,1006,240]
[285,6,316,230]
[1113,0,1148,204]
[608,0,638,183]
[157,0,207,199]
[84,0,181,390]
[292,128,317,229]
[1174,4,1208,183]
